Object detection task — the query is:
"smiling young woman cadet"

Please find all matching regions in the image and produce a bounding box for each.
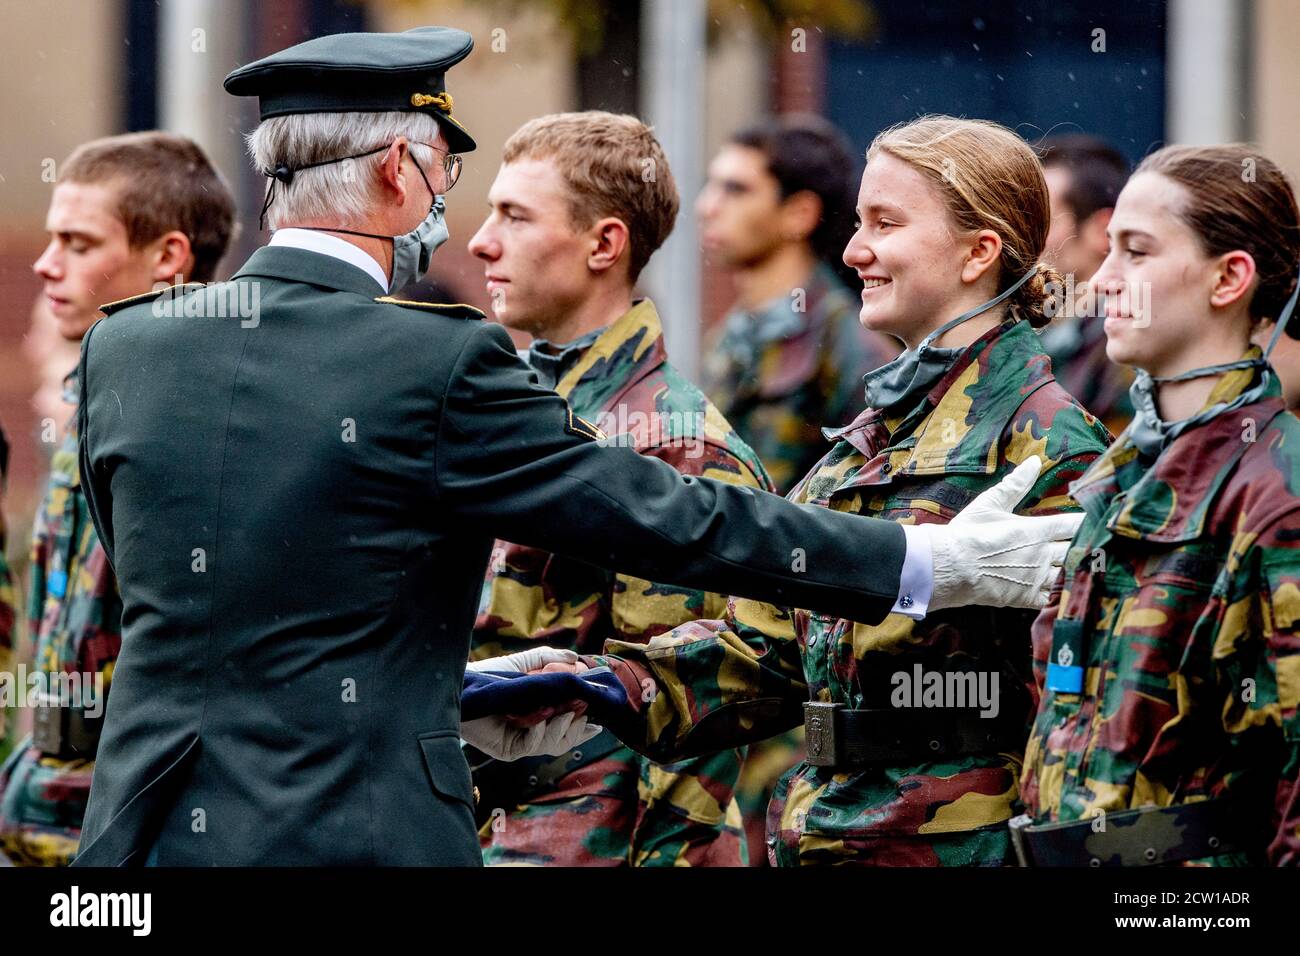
[524,115,1113,866]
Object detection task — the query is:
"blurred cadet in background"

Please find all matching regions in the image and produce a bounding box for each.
[0,422,15,750]
[697,115,898,495]
[1037,134,1134,436]
[0,132,234,866]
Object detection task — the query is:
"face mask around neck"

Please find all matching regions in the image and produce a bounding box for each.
[1126,261,1300,461]
[862,266,1037,413]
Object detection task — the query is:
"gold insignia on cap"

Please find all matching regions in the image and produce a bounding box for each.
[410,91,453,113]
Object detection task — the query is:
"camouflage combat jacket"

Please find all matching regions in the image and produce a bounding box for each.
[0,372,121,866]
[1020,352,1300,865]
[594,319,1111,865]
[473,299,772,866]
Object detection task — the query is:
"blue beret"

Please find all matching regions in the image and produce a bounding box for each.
[223,26,476,153]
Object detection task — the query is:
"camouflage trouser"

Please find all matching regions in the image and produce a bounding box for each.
[477,739,748,867]
[765,756,1020,867]
[734,726,805,866]
[0,739,92,867]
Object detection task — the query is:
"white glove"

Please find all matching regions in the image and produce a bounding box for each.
[915,455,1082,611]
[466,646,578,674]
[461,710,603,761]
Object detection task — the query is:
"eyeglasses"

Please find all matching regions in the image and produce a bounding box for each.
[414,142,462,192]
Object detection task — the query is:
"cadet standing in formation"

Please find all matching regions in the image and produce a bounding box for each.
[71,27,1074,866]
[467,111,766,866]
[1014,144,1300,866]
[0,134,233,866]
[694,116,900,859]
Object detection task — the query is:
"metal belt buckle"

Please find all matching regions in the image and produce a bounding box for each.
[30,693,65,756]
[803,701,841,767]
[1007,813,1035,867]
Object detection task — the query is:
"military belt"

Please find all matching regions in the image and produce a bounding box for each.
[802,700,1024,768]
[1008,799,1254,867]
[31,697,104,759]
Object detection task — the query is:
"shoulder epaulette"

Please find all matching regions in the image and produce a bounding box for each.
[374,296,485,321]
[98,283,208,316]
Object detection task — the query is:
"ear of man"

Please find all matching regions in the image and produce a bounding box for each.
[148,230,195,285]
[586,216,631,278]
[779,189,823,244]
[378,139,412,205]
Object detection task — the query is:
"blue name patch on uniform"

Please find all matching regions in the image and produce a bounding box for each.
[1046,663,1083,693]
[47,570,68,599]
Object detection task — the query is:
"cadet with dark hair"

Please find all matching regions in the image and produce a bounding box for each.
[698,115,898,495]
[1015,143,1300,866]
[1037,134,1134,436]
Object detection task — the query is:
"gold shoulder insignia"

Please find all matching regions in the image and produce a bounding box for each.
[374,296,485,321]
[564,405,607,442]
[99,283,208,316]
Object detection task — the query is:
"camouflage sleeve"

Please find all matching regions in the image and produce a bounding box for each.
[1260,516,1300,865]
[610,444,761,864]
[609,444,767,641]
[592,593,807,764]
[629,747,747,866]
[1004,400,1111,515]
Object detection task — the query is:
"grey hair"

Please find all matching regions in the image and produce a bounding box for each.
[246,111,442,229]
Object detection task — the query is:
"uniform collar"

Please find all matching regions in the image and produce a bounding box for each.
[269,228,389,292]
[823,319,1056,480]
[527,325,607,391]
[1069,347,1287,542]
[549,299,668,406]
[720,262,837,348]
[232,244,390,298]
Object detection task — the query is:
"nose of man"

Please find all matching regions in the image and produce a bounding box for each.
[33,240,63,280]
[468,223,498,261]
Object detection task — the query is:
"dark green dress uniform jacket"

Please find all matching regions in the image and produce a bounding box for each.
[71,246,906,866]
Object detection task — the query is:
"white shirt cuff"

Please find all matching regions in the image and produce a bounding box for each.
[892,524,933,620]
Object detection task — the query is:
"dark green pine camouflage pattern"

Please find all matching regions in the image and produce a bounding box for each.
[473,299,771,866]
[1021,350,1300,865]
[593,318,1111,865]
[700,263,899,495]
[0,374,122,866]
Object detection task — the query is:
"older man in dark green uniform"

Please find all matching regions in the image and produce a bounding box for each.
[72,27,1081,866]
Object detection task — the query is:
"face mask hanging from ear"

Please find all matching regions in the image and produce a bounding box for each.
[259,145,450,294]
[1127,260,1300,461]
[862,266,1038,413]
